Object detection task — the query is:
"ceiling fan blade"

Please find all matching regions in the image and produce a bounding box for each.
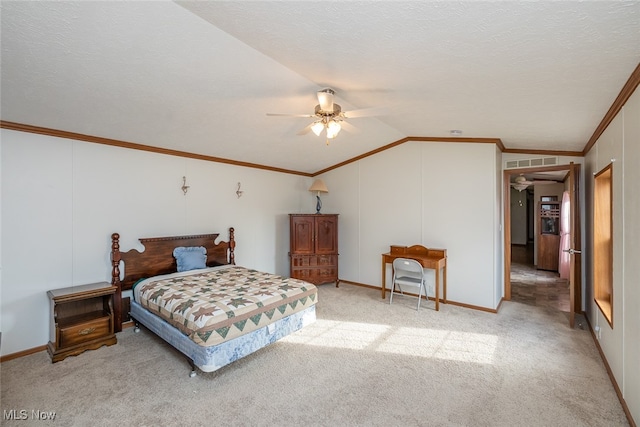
[297,122,314,135]
[317,89,334,112]
[511,183,529,191]
[513,175,532,185]
[342,106,389,118]
[339,120,359,134]
[531,180,557,185]
[266,113,315,118]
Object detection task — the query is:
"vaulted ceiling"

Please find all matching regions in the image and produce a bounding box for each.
[1,1,639,175]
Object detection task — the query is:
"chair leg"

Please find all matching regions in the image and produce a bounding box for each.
[417,282,422,311]
[389,281,394,304]
[390,282,403,305]
[423,283,429,310]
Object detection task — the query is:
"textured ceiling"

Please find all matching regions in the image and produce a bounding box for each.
[1,1,639,174]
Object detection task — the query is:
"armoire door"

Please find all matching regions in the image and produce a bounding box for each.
[315,215,338,254]
[291,215,315,254]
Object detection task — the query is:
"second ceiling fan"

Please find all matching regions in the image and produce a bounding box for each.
[511,174,558,191]
[267,88,387,144]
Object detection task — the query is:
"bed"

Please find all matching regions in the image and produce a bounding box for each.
[110,228,317,376]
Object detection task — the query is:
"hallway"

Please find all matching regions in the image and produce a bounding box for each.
[510,244,570,312]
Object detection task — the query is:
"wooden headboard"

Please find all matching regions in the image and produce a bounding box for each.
[110,228,235,331]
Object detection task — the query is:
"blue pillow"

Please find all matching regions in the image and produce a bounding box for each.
[173,246,207,272]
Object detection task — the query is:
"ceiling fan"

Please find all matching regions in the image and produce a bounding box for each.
[266,88,387,144]
[510,174,558,191]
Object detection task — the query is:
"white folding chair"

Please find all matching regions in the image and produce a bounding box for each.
[390,258,429,310]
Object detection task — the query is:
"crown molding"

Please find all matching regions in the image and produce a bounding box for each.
[0,121,312,177]
[503,148,583,157]
[312,136,504,175]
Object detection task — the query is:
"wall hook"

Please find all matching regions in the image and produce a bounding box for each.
[181,176,190,195]
[236,182,243,198]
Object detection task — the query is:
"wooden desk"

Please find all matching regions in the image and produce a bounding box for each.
[381,245,447,311]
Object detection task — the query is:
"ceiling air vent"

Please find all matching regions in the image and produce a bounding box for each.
[505,157,558,169]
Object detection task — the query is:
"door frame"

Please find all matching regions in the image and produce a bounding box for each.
[503,163,582,320]
[568,162,582,328]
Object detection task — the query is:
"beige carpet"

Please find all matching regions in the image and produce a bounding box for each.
[1,284,629,426]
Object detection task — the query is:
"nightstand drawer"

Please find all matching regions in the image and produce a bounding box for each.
[59,314,110,348]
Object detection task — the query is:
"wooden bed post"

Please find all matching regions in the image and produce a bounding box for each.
[229,227,236,265]
[111,233,123,332]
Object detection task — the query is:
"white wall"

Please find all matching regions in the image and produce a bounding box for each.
[322,141,501,310]
[584,87,640,423]
[622,85,640,426]
[0,129,314,356]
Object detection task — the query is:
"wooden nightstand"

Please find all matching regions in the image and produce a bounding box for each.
[47,282,117,362]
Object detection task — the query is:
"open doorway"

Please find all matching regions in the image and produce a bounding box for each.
[510,240,570,312]
[504,164,580,316]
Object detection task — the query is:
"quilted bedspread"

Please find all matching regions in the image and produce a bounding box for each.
[134,266,317,347]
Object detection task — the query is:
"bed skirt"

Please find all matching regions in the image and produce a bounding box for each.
[130,300,316,372]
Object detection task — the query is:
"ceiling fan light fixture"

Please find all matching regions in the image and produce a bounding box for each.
[267,88,385,144]
[326,120,341,139]
[311,121,324,136]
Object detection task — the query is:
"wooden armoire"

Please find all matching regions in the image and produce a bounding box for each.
[537,201,561,271]
[289,214,339,286]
